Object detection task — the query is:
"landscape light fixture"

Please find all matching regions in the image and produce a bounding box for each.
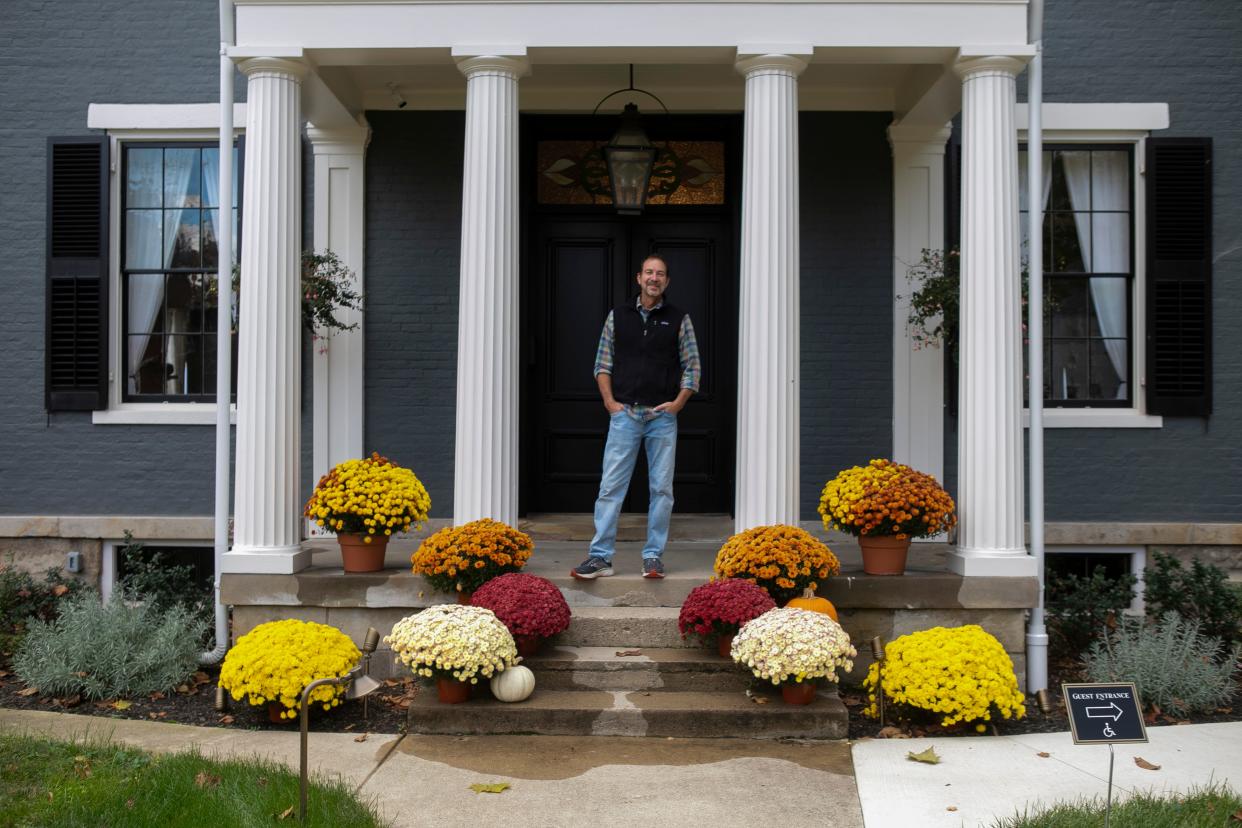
[592,65,669,215]
[870,636,887,727]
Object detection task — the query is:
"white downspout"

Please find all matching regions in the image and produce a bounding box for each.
[1025,0,1049,694]
[202,0,235,665]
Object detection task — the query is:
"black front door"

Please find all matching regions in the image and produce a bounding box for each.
[526,215,735,514]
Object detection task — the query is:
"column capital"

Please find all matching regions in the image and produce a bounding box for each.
[454,53,530,80]
[307,120,371,156]
[735,49,811,79]
[953,53,1027,82]
[887,121,953,153]
[238,56,309,82]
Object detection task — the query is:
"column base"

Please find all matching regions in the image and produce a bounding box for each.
[221,545,312,575]
[946,549,1038,577]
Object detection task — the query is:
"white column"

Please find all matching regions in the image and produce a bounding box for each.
[307,123,371,538]
[948,55,1036,577]
[452,53,528,526]
[224,57,310,575]
[889,122,950,488]
[734,51,808,532]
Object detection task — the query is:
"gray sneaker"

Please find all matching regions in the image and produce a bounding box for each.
[642,558,665,579]
[571,557,614,580]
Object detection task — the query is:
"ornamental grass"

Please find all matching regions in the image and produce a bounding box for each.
[411,518,534,595]
[385,605,519,684]
[678,578,776,644]
[863,624,1026,729]
[218,619,361,720]
[730,607,856,686]
[470,573,571,639]
[304,452,431,541]
[818,458,956,539]
[713,524,841,604]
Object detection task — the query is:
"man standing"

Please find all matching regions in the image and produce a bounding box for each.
[571,254,701,580]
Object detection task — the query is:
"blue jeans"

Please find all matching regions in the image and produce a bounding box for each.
[588,407,677,562]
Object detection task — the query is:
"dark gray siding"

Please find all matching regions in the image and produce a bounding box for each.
[363,112,464,517]
[800,112,895,519]
[0,0,257,516]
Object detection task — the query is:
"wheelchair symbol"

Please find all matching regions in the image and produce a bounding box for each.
[1102,723,1116,738]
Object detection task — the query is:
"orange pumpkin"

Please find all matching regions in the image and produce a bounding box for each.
[785,587,838,621]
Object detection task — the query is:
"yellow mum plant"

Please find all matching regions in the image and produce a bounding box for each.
[863,624,1026,729]
[818,458,956,539]
[385,605,519,684]
[412,518,534,595]
[731,607,856,686]
[304,452,431,541]
[219,619,361,720]
[713,524,841,604]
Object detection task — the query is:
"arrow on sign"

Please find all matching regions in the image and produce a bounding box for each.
[1086,703,1123,721]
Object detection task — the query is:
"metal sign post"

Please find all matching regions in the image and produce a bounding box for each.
[1061,682,1148,828]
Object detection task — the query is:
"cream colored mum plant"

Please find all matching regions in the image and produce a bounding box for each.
[731,607,856,686]
[385,604,519,684]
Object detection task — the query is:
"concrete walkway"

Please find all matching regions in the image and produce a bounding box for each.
[3,708,1239,827]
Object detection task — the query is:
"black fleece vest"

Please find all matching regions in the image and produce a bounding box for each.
[611,300,687,406]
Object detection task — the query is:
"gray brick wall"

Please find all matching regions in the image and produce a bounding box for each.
[363,112,464,517]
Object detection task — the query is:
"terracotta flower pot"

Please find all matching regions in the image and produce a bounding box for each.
[717,634,735,658]
[338,534,389,573]
[456,590,474,605]
[436,677,471,704]
[267,701,294,723]
[859,535,912,576]
[514,634,542,657]
[781,681,817,705]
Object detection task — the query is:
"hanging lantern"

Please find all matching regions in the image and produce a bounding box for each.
[603,103,656,215]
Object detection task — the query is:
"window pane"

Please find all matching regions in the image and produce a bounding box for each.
[164,148,201,208]
[126,274,165,335]
[166,274,206,334]
[1088,277,1128,338]
[1091,213,1130,273]
[203,333,239,396]
[1049,212,1085,273]
[1050,278,1088,337]
[166,335,205,395]
[1091,151,1129,211]
[126,148,163,208]
[127,334,165,394]
[164,208,201,268]
[1050,340,1089,401]
[1090,339,1127,401]
[125,210,162,269]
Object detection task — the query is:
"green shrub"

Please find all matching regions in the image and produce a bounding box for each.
[13,593,204,699]
[0,558,93,654]
[1046,565,1136,657]
[1083,611,1239,717]
[116,531,214,647]
[1144,551,1242,645]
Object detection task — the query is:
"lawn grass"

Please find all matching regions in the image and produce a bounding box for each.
[991,783,1242,827]
[0,731,388,827]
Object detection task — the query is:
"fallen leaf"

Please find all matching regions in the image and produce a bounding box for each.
[1134,757,1161,771]
[75,671,88,678]
[218,715,235,725]
[73,755,91,778]
[841,694,863,706]
[111,700,132,711]
[149,691,166,700]
[750,696,769,705]
[0,670,10,678]
[907,747,941,765]
[125,798,135,810]
[17,687,38,697]
[277,805,295,820]
[878,726,910,739]
[469,782,511,794]
[192,671,211,685]
[1215,707,1233,715]
[1229,808,1242,822]
[383,679,400,687]
[615,649,643,657]
[1037,752,1050,758]
[55,694,82,708]
[194,771,221,789]
[354,733,368,743]
[257,777,269,787]
[176,684,190,694]
[52,584,69,597]
[947,806,958,812]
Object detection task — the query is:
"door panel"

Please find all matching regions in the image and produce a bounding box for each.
[528,216,734,514]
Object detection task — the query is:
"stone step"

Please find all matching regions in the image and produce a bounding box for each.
[555,606,691,648]
[406,687,848,739]
[524,645,757,692]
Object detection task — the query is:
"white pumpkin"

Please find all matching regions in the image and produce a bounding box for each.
[490,665,535,702]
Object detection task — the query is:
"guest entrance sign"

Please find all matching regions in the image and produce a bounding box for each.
[1061,682,1147,828]
[1061,682,1147,744]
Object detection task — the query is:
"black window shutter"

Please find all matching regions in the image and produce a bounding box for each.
[1146,137,1212,417]
[46,136,109,411]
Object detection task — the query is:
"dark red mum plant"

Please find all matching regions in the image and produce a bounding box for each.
[470,572,571,639]
[678,578,776,643]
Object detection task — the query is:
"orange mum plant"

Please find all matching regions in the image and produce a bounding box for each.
[411,518,534,595]
[713,525,841,604]
[818,459,956,540]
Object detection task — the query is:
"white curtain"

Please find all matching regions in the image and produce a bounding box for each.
[1061,152,1128,398]
[127,150,197,393]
